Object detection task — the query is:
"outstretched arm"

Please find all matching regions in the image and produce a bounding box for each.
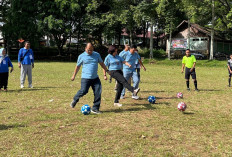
[71,65,81,81]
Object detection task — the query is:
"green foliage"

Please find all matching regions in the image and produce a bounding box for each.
[138,47,166,58]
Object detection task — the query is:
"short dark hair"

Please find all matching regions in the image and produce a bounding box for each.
[186,49,190,51]
[108,45,116,55]
[24,41,30,45]
[130,44,137,49]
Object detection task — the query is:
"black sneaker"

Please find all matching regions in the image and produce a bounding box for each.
[187,88,190,91]
[229,85,231,87]
[133,88,140,96]
[91,109,102,114]
[70,100,77,108]
[195,89,199,92]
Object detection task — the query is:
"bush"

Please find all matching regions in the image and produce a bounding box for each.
[138,47,166,59]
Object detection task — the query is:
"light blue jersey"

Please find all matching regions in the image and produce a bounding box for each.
[77,51,103,79]
[120,51,141,72]
[104,54,124,71]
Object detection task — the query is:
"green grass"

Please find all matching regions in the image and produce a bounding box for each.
[0,60,232,156]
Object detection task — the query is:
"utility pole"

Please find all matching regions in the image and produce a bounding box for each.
[188,18,190,49]
[210,0,215,60]
[168,23,172,60]
[150,20,153,59]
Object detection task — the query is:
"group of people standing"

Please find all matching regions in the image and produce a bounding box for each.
[0,41,34,91]
[70,43,146,114]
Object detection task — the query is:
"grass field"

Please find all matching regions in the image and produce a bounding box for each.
[0,60,232,156]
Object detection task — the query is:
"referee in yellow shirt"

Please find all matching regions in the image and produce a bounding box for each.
[181,49,198,91]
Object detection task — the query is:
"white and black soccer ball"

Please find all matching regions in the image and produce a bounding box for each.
[81,104,91,115]
[148,96,156,104]
[177,102,187,112]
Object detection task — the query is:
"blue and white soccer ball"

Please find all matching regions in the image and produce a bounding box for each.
[148,96,156,104]
[81,104,91,115]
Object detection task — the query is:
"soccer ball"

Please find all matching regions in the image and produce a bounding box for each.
[81,104,91,115]
[177,92,183,98]
[177,102,187,112]
[148,96,156,104]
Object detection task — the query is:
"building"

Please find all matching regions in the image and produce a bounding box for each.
[167,20,232,59]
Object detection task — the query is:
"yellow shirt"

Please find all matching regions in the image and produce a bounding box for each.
[182,55,196,68]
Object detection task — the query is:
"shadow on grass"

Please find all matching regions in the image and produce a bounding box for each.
[0,124,26,130]
[6,88,48,93]
[104,104,156,113]
[155,102,171,106]
[156,96,176,100]
[199,89,222,92]
[142,90,168,93]
[183,112,194,115]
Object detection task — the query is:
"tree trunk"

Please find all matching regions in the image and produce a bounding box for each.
[210,0,215,60]
[143,21,146,47]
[150,21,153,59]
[168,27,172,60]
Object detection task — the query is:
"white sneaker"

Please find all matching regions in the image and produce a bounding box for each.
[20,85,24,89]
[133,88,140,96]
[132,95,139,100]
[114,103,122,107]
[28,85,33,88]
[120,96,125,99]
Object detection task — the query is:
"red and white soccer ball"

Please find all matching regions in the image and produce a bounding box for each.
[177,102,187,112]
[177,92,183,98]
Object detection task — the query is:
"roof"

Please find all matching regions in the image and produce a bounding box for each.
[176,20,224,40]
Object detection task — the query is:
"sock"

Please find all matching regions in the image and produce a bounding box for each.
[194,80,197,89]
[186,81,189,88]
[229,77,231,86]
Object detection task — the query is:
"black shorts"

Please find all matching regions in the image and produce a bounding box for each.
[228,68,232,77]
[185,68,196,80]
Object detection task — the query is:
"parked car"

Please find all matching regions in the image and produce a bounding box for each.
[214,52,228,60]
[191,52,205,60]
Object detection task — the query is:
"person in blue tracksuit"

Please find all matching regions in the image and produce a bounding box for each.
[0,48,14,91]
[18,41,34,88]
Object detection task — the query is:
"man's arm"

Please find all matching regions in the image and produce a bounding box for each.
[138,59,146,71]
[182,64,185,73]
[18,49,22,68]
[190,62,196,72]
[99,62,110,75]
[122,61,131,68]
[71,65,81,81]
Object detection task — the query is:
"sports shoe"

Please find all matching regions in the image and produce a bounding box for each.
[20,85,24,89]
[229,85,231,87]
[3,89,7,92]
[28,85,33,88]
[187,88,190,91]
[132,95,139,100]
[114,103,122,107]
[120,96,125,99]
[133,88,140,96]
[70,100,77,108]
[195,89,199,92]
[91,109,102,114]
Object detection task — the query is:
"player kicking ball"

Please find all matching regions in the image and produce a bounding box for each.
[181,49,198,91]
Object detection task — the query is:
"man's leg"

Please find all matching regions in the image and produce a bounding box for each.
[132,71,139,91]
[91,77,102,111]
[185,68,190,90]
[229,77,231,87]
[20,64,27,87]
[191,69,198,90]
[121,71,132,98]
[27,65,33,87]
[71,78,91,108]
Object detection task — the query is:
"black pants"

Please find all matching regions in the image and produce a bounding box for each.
[0,72,9,89]
[110,70,134,103]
